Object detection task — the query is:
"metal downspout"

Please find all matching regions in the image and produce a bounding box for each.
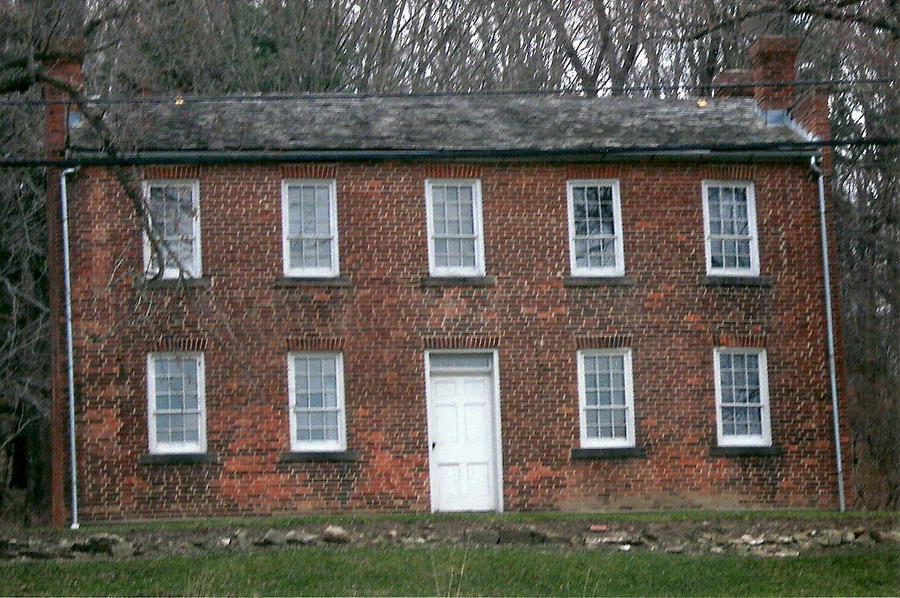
[810,156,846,512]
[60,167,80,529]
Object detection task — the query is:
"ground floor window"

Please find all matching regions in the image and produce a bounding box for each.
[147,352,206,454]
[714,348,771,447]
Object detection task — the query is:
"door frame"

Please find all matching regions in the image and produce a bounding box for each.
[424,349,504,513]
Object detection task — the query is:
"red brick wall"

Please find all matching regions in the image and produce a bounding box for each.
[65,159,846,519]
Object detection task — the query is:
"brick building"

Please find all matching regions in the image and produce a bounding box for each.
[46,37,849,523]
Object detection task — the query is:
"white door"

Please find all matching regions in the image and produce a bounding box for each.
[427,354,501,512]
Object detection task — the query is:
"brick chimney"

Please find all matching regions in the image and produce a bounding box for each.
[748,36,800,111]
[41,38,84,156]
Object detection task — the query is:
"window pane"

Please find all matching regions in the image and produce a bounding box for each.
[430,354,492,371]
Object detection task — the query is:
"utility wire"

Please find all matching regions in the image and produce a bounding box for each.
[0,77,895,106]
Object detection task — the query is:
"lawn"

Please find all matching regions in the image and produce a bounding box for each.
[1,544,897,596]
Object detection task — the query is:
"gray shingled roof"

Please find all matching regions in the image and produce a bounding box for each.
[69,94,808,154]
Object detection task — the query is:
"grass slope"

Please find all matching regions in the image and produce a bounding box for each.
[1,545,897,596]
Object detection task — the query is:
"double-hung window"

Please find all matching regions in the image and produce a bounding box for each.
[567,180,624,276]
[147,353,206,454]
[282,180,339,277]
[144,180,201,278]
[577,349,636,448]
[287,352,346,452]
[702,181,759,276]
[713,348,771,447]
[425,180,485,276]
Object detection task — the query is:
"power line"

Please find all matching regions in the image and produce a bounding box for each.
[0,77,895,107]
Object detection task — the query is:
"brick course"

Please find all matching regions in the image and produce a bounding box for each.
[65,159,848,519]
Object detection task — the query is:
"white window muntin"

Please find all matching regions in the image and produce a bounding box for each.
[702,180,760,276]
[567,180,625,276]
[425,179,485,276]
[142,180,202,279]
[147,352,206,454]
[714,348,771,447]
[577,349,636,448]
[287,352,347,452]
[281,180,340,277]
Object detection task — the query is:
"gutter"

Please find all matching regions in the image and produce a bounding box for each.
[810,156,846,512]
[0,145,840,169]
[60,167,80,529]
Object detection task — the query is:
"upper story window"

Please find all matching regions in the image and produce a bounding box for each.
[282,180,339,277]
[147,352,206,454]
[425,180,485,276]
[567,180,624,276]
[287,352,347,452]
[713,348,771,447]
[702,181,759,276]
[143,180,201,278]
[577,349,636,448]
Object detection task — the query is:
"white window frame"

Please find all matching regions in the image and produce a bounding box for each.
[147,352,207,455]
[701,180,760,276]
[713,348,772,447]
[281,179,340,277]
[287,352,347,452]
[424,179,486,277]
[567,179,625,276]
[142,180,202,279]
[577,348,636,449]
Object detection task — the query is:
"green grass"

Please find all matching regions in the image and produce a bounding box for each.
[1,545,897,596]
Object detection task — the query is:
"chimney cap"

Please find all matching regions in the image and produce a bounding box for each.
[749,36,800,60]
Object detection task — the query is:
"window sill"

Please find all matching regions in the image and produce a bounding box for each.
[420,276,496,288]
[274,276,352,288]
[698,275,773,287]
[142,277,211,290]
[138,453,217,465]
[279,450,358,463]
[708,445,782,457]
[570,446,646,460]
[563,276,634,287]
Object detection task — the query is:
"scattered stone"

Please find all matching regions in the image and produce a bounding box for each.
[255,529,287,546]
[235,530,250,547]
[588,524,608,533]
[664,544,685,554]
[387,529,399,539]
[792,531,810,543]
[855,532,875,547]
[740,534,765,546]
[285,531,319,545]
[322,525,351,543]
[775,535,794,544]
[841,530,856,544]
[591,532,635,545]
[219,536,232,547]
[774,549,801,558]
[465,528,499,545]
[109,541,134,559]
[401,535,426,545]
[710,545,725,554]
[815,529,842,547]
[617,544,632,552]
